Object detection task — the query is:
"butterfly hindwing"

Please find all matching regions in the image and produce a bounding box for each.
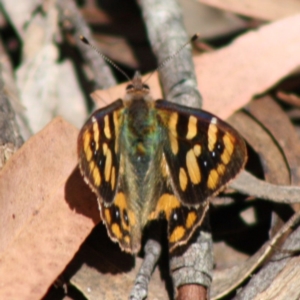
[78,99,124,205]
[149,180,209,252]
[99,190,140,253]
[166,199,209,252]
[155,99,247,206]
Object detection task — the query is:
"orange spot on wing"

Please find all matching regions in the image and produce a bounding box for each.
[104,208,111,224]
[150,193,181,221]
[186,149,201,184]
[179,168,188,191]
[208,123,218,152]
[193,144,201,157]
[124,236,130,245]
[93,166,101,186]
[186,211,197,229]
[128,210,136,226]
[169,226,185,243]
[221,133,235,164]
[111,166,116,190]
[168,113,179,155]
[217,163,226,175]
[111,223,122,239]
[186,116,197,140]
[114,192,127,209]
[104,115,112,139]
[207,169,219,189]
[83,131,92,161]
[92,121,100,150]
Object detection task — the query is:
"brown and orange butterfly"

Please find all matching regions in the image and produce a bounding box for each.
[78,72,247,253]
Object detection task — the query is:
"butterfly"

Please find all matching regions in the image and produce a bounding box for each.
[78,71,247,253]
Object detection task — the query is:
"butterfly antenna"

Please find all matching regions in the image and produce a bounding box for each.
[143,34,199,84]
[80,35,132,83]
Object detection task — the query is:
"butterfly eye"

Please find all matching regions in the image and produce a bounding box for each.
[126,84,134,90]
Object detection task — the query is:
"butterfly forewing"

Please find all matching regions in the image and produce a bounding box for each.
[78,99,143,254]
[78,99,124,205]
[155,100,247,206]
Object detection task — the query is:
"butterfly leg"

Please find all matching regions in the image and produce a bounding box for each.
[129,239,162,300]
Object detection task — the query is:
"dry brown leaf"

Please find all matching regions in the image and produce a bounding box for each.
[208,93,300,298]
[82,6,140,69]
[179,0,247,39]
[212,212,300,299]
[214,241,249,269]
[196,13,300,119]
[252,256,300,300]
[277,91,300,108]
[93,34,139,70]
[70,249,169,300]
[246,96,300,185]
[92,14,300,120]
[197,0,300,21]
[81,6,112,25]
[0,117,99,299]
[231,214,300,300]
[230,112,289,185]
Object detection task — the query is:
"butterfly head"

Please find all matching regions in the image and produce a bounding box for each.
[124,71,150,101]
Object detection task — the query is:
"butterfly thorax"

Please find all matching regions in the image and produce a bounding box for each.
[121,72,161,183]
[123,99,158,157]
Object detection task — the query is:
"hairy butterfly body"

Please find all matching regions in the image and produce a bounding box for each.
[78,72,247,253]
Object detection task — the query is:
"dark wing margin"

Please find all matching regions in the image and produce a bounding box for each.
[78,99,124,205]
[78,100,142,254]
[155,99,247,206]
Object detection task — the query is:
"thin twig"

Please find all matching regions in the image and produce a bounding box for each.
[0,41,24,168]
[57,0,116,89]
[212,210,300,299]
[129,239,162,300]
[230,170,300,203]
[139,0,202,109]
[233,211,300,300]
[137,0,212,299]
